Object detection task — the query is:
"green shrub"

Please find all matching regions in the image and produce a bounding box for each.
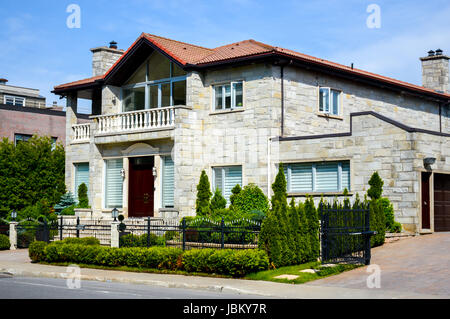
[28,241,48,262]
[367,171,384,200]
[34,242,268,278]
[60,205,75,216]
[0,234,10,250]
[62,237,100,246]
[119,233,165,248]
[210,189,227,213]
[77,183,89,208]
[378,197,401,233]
[195,170,212,217]
[233,184,269,215]
[370,199,386,247]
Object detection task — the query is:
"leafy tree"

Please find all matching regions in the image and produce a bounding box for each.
[195,170,212,217]
[233,183,269,215]
[0,136,65,219]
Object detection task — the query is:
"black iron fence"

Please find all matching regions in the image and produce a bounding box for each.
[121,217,261,250]
[319,202,375,265]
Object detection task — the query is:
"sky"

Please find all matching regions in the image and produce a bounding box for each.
[0,0,449,113]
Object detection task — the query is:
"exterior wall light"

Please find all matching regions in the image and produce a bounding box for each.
[423,157,436,167]
[11,209,17,221]
[152,167,157,177]
[120,168,125,178]
[111,207,119,222]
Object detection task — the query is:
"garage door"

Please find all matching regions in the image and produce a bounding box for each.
[434,173,450,232]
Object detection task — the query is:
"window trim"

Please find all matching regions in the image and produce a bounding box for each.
[14,133,32,146]
[4,95,26,107]
[284,160,350,194]
[318,87,341,116]
[211,165,243,204]
[212,81,244,111]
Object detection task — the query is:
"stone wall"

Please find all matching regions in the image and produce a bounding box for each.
[91,47,123,77]
[282,66,448,136]
[276,112,450,233]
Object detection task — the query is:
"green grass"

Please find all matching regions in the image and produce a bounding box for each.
[245,261,361,284]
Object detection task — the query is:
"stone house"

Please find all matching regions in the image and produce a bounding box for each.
[53,34,450,234]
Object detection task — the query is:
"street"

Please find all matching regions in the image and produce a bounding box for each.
[0,274,268,299]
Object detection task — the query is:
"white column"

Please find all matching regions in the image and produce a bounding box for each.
[110,221,120,248]
[9,222,17,250]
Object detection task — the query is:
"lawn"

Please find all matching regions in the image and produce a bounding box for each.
[245,261,361,284]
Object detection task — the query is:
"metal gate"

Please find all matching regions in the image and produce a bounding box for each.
[319,202,374,265]
[16,219,59,248]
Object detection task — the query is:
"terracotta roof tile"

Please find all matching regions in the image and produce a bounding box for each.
[54,33,450,100]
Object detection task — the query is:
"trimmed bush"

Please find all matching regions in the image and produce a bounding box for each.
[210,189,227,213]
[77,183,89,208]
[119,233,165,247]
[0,234,10,250]
[195,170,212,217]
[367,171,383,200]
[33,242,268,277]
[61,237,100,246]
[370,199,386,247]
[29,241,48,262]
[378,197,402,233]
[232,184,269,215]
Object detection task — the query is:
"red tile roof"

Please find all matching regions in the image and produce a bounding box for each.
[54,33,450,100]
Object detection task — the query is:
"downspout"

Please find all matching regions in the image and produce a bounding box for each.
[281,65,285,137]
[438,102,442,133]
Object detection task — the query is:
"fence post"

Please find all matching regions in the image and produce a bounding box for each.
[182,217,186,251]
[147,217,151,248]
[43,219,49,243]
[59,215,63,241]
[9,221,17,250]
[76,217,80,238]
[364,203,371,265]
[111,220,120,248]
[220,217,225,249]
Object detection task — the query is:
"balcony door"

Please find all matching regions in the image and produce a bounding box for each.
[128,156,154,217]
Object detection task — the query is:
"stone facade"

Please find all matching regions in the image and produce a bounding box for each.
[64,52,449,234]
[420,53,449,93]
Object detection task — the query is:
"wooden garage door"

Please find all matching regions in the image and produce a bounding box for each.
[434,173,450,232]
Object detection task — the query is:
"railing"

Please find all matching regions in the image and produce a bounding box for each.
[72,123,91,142]
[96,107,175,134]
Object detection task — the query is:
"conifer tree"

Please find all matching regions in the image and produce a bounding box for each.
[195,170,212,217]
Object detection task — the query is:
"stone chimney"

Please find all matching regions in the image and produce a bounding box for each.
[90,41,124,77]
[420,49,449,93]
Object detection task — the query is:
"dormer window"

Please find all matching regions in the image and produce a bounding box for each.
[319,87,341,116]
[213,81,243,111]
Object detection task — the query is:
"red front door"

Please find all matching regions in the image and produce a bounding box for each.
[128,157,154,217]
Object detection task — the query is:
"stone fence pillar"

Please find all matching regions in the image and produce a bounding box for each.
[110,221,119,248]
[9,222,17,250]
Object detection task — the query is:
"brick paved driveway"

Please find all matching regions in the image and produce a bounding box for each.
[310,233,450,296]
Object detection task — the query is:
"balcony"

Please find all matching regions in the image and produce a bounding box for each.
[71,107,176,143]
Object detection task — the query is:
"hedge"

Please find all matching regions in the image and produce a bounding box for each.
[28,241,269,277]
[119,233,165,248]
[0,234,10,250]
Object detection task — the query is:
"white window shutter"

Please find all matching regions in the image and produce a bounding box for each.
[105,159,123,208]
[162,157,175,208]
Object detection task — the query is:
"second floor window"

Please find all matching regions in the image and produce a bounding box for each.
[4,95,25,106]
[213,82,243,111]
[319,87,340,116]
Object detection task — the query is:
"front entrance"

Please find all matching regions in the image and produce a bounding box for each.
[434,173,450,232]
[128,156,154,217]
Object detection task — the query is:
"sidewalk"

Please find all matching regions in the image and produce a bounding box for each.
[0,249,443,299]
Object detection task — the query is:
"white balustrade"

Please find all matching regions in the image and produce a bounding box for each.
[95,107,175,134]
[72,123,91,142]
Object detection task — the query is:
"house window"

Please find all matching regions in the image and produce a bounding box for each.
[213,82,243,110]
[74,163,89,202]
[122,52,187,112]
[162,156,175,208]
[319,88,340,115]
[105,159,123,208]
[284,161,350,193]
[212,166,242,204]
[4,95,25,106]
[14,134,32,145]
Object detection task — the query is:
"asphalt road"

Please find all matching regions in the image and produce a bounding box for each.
[0,274,267,299]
